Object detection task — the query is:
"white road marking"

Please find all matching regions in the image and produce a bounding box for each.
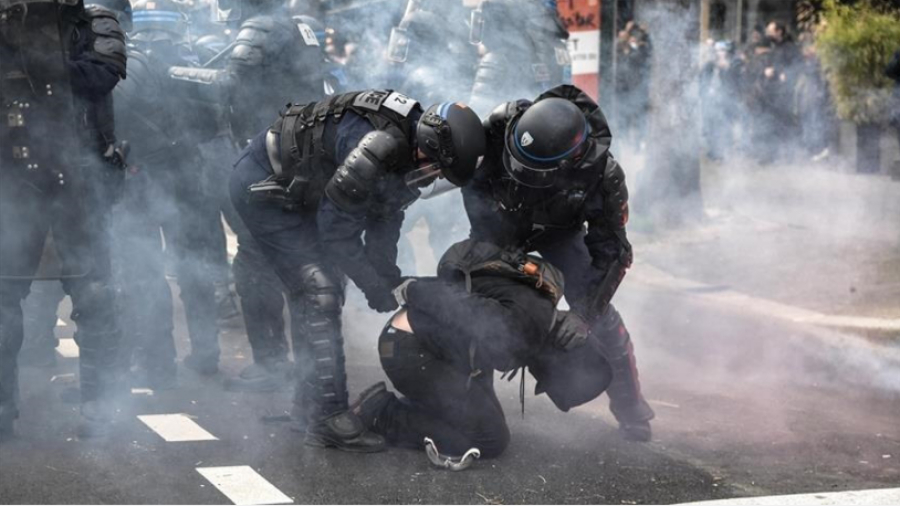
[56,338,79,358]
[131,388,154,396]
[196,466,292,505]
[56,318,67,327]
[631,263,900,332]
[677,487,900,505]
[137,414,218,442]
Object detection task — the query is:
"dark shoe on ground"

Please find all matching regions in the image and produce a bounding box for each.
[147,372,179,391]
[131,363,179,391]
[0,406,17,442]
[350,381,393,432]
[610,398,655,442]
[18,346,57,368]
[288,404,308,433]
[619,420,652,442]
[183,354,219,376]
[77,400,113,439]
[305,411,386,453]
[224,361,291,393]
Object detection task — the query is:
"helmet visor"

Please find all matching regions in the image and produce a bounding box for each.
[502,141,559,189]
[405,163,444,192]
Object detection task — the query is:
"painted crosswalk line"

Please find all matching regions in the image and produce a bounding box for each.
[196,466,292,505]
[56,338,79,358]
[137,414,218,442]
[678,487,900,505]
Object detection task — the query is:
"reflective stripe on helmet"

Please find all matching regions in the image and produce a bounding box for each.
[513,115,589,163]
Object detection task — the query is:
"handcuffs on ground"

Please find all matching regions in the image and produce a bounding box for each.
[424,437,481,471]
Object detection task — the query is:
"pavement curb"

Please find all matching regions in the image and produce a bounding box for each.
[630,262,900,336]
[674,486,900,505]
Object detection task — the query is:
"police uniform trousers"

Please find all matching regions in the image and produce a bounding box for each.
[534,229,654,424]
[229,145,348,421]
[0,158,122,426]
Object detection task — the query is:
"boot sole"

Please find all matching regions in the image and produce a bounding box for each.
[303,433,386,453]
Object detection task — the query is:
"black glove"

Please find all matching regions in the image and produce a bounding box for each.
[392,278,417,307]
[552,311,589,351]
[363,283,399,313]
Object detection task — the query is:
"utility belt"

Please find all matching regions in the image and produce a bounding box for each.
[246,128,318,212]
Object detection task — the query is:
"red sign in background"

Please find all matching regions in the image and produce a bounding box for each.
[558,0,601,101]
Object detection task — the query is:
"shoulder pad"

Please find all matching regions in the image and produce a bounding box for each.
[325,131,400,212]
[358,130,402,169]
[600,156,629,228]
[240,14,278,32]
[114,49,156,102]
[86,5,127,78]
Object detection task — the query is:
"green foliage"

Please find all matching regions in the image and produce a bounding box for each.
[815,0,900,123]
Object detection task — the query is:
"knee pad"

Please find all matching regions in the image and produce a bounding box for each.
[298,263,344,315]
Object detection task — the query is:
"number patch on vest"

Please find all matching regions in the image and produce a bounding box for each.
[382,91,417,116]
[352,90,418,117]
[296,23,319,46]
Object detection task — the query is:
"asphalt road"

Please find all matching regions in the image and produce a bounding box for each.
[1,280,899,505]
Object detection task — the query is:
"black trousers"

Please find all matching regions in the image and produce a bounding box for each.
[110,169,177,375]
[230,147,348,420]
[0,163,122,423]
[376,325,510,459]
[534,229,651,422]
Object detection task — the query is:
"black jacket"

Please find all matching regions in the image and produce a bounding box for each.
[404,241,561,373]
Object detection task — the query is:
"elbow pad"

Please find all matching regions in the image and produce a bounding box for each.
[601,157,629,229]
[85,6,127,78]
[325,131,401,212]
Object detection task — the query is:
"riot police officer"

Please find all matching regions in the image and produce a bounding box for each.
[229,90,485,451]
[169,0,330,391]
[1,0,127,438]
[171,0,328,144]
[468,0,571,117]
[462,85,655,442]
[108,0,226,380]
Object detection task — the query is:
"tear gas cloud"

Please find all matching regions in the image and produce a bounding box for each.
[9,0,899,461]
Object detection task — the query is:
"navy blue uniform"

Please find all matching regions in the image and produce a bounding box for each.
[462,86,655,435]
[0,1,127,437]
[229,92,423,425]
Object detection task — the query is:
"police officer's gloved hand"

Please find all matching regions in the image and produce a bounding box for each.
[364,283,400,313]
[392,278,417,307]
[552,311,590,350]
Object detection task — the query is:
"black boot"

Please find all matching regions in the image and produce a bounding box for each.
[350,381,395,433]
[594,307,655,442]
[304,411,386,453]
[0,404,16,442]
[225,360,292,392]
[183,353,219,375]
[607,352,655,442]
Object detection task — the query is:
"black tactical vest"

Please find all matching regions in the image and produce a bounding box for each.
[1,2,81,189]
[271,89,422,210]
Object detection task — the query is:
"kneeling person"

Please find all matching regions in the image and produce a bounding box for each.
[352,240,613,461]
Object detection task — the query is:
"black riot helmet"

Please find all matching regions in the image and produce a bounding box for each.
[131,0,188,41]
[503,98,591,189]
[412,102,486,189]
